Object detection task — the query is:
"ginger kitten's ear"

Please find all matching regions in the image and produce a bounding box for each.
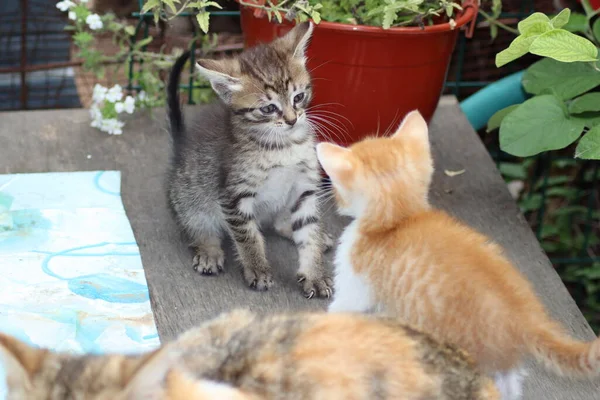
[316,142,353,182]
[165,369,251,400]
[392,110,429,141]
[276,21,314,62]
[196,59,242,103]
[0,333,47,391]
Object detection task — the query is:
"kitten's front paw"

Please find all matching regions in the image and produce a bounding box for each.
[242,266,274,291]
[297,274,334,299]
[192,245,225,275]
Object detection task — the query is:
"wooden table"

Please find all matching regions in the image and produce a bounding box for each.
[2,96,599,398]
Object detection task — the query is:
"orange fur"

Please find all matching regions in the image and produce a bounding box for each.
[318,110,600,379]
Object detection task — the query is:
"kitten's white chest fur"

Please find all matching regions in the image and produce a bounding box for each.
[328,219,374,313]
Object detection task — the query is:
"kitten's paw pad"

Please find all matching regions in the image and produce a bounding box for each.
[323,232,334,252]
[297,274,334,299]
[243,268,274,291]
[192,246,225,276]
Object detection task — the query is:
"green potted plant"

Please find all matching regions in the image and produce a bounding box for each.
[236,0,482,145]
[488,4,600,160]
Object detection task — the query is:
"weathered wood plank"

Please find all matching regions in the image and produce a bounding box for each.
[1,96,598,398]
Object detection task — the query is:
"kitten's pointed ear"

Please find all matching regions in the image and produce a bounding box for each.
[196,59,242,103]
[122,347,181,400]
[165,369,251,400]
[316,142,353,181]
[392,110,429,141]
[0,333,48,390]
[277,21,314,62]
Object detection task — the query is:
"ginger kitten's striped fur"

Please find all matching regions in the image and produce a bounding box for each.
[1,309,498,399]
[317,110,600,400]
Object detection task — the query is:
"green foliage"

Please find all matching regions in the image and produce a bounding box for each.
[489,8,600,160]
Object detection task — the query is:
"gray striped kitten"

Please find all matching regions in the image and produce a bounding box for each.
[166,22,332,298]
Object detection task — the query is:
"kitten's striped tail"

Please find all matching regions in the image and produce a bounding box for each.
[525,319,600,378]
[167,50,191,141]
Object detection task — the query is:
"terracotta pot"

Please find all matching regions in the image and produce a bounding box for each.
[239,1,478,146]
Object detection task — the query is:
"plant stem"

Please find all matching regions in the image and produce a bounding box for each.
[478,9,519,35]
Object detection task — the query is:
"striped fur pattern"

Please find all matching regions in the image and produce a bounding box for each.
[166,22,332,297]
[0,310,499,400]
[317,110,600,400]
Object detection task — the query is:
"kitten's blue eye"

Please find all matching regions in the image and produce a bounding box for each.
[260,104,278,114]
[294,93,305,104]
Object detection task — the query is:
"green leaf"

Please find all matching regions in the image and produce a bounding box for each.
[196,12,210,33]
[498,162,528,179]
[575,125,600,159]
[311,10,321,24]
[550,8,570,29]
[563,12,588,33]
[487,104,520,132]
[141,0,160,14]
[499,94,585,157]
[163,0,177,13]
[274,9,283,23]
[517,12,550,34]
[574,112,600,128]
[519,194,543,212]
[134,37,152,49]
[124,25,136,36]
[496,35,537,67]
[523,58,600,100]
[73,31,94,46]
[569,93,600,113]
[529,29,598,63]
[593,18,600,43]
[382,8,395,29]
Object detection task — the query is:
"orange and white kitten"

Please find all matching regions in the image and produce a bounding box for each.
[317,110,600,400]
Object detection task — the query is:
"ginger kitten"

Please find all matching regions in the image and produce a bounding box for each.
[1,309,498,399]
[317,110,600,400]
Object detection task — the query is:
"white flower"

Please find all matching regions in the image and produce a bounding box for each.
[86,14,103,30]
[123,96,135,114]
[100,118,125,135]
[68,11,77,20]
[137,91,147,101]
[114,102,124,113]
[56,0,75,11]
[449,18,456,30]
[105,84,123,103]
[92,84,107,103]
[80,0,88,3]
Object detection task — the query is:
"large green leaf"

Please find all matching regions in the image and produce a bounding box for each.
[593,18,600,43]
[487,104,520,132]
[523,58,600,100]
[550,8,570,29]
[529,29,598,63]
[575,125,600,159]
[499,94,585,157]
[569,93,600,113]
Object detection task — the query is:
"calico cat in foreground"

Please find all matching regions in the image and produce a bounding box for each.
[1,309,499,399]
[166,21,332,298]
[317,110,600,399]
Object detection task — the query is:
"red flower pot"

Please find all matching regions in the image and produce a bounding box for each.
[239,1,478,146]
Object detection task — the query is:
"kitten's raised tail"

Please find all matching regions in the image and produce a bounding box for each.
[167,50,191,141]
[525,319,600,378]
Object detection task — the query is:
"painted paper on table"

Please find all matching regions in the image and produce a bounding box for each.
[0,171,159,354]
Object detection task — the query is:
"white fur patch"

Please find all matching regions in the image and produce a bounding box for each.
[493,368,527,400]
[238,197,255,216]
[194,380,244,399]
[328,220,374,313]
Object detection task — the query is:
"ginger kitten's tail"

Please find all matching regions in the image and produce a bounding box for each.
[167,50,191,141]
[525,319,600,377]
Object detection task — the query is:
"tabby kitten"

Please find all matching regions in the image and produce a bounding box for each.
[166,22,332,298]
[317,110,600,399]
[1,309,499,400]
